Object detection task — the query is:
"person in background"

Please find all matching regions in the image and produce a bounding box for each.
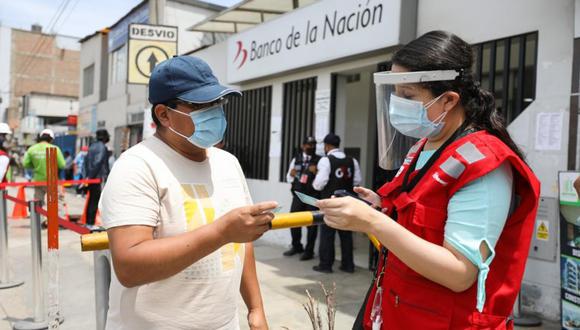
[0,123,13,183]
[64,151,74,180]
[312,133,362,273]
[23,129,65,202]
[283,136,320,260]
[83,129,111,229]
[74,145,88,180]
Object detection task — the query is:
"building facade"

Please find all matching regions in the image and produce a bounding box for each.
[77,0,224,154]
[0,24,80,145]
[188,0,580,321]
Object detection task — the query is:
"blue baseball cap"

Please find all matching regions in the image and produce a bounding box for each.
[148,55,241,104]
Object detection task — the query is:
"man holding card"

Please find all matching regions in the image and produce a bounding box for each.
[101,56,275,330]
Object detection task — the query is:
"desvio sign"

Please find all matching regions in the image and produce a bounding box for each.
[227,0,408,84]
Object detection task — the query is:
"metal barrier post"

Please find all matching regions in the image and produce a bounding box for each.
[512,291,542,327]
[93,250,111,330]
[0,189,23,289]
[14,200,49,330]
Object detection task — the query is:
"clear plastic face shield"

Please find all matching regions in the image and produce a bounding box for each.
[373,70,460,170]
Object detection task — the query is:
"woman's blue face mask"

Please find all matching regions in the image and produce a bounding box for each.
[388,93,447,139]
[167,102,227,149]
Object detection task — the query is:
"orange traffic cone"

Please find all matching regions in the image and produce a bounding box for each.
[79,191,89,225]
[11,186,29,219]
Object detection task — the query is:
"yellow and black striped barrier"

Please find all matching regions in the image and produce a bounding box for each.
[81,211,380,251]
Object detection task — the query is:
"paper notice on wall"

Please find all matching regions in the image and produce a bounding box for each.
[535,112,563,151]
[315,89,331,143]
[269,115,282,157]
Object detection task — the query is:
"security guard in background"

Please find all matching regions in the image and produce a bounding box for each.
[283,136,321,260]
[312,133,361,273]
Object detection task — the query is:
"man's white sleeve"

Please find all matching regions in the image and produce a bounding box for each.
[100,155,160,229]
[353,158,362,186]
[312,157,330,191]
[286,158,296,183]
[0,156,9,180]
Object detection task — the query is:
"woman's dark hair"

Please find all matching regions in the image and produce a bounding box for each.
[392,30,526,161]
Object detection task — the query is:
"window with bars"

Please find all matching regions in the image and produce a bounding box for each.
[223,86,272,180]
[472,32,538,124]
[279,77,317,182]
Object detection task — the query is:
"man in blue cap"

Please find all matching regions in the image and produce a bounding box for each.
[101,56,276,329]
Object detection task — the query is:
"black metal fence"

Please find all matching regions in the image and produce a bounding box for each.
[224,86,272,180]
[279,77,317,182]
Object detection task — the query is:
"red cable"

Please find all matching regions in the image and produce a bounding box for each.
[5,194,29,206]
[35,205,91,235]
[0,178,101,189]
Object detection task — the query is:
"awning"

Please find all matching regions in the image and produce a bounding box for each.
[188,0,317,33]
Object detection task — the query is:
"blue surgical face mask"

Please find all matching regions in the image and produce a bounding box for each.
[388,93,447,139]
[167,103,227,149]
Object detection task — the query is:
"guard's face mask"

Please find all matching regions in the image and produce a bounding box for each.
[373,69,460,170]
[167,100,228,149]
[304,146,315,156]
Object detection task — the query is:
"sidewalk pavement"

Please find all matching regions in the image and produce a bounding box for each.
[0,187,560,329]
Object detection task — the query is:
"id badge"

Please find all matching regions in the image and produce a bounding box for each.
[299,173,308,184]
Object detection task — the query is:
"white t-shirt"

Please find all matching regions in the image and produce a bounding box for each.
[101,136,252,330]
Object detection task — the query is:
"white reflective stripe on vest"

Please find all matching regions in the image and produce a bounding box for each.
[440,156,465,179]
[408,143,421,155]
[456,142,485,164]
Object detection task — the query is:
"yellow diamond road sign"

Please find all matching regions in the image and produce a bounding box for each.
[128,23,177,85]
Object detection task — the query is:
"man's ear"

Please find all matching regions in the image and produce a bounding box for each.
[154,104,170,128]
[442,91,461,112]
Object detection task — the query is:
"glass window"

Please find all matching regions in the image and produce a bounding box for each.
[110,45,127,85]
[82,64,95,97]
[472,32,538,124]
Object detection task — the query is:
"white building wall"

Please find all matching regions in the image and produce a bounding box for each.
[28,94,78,117]
[79,35,102,109]
[576,0,580,38]
[418,0,575,320]
[165,1,218,54]
[0,26,11,122]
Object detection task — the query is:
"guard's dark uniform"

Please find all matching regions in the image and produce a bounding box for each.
[289,152,321,256]
[318,154,355,271]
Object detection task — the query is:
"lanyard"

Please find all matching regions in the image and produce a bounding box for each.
[401,123,471,193]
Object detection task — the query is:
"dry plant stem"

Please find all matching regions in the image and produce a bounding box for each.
[320,282,337,330]
[303,289,321,330]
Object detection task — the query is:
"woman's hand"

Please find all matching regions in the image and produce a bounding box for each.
[316,197,380,233]
[248,307,268,330]
[354,186,381,207]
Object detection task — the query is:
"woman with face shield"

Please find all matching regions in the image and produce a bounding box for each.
[315,31,540,329]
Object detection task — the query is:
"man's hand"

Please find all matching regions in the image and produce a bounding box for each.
[290,168,297,177]
[308,165,317,174]
[248,307,268,330]
[218,201,278,243]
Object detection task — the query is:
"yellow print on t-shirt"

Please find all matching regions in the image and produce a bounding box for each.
[181,184,243,272]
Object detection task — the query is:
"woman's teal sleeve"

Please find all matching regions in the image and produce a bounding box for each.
[444,162,514,312]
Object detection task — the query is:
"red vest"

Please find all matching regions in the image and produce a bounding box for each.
[363,131,540,330]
